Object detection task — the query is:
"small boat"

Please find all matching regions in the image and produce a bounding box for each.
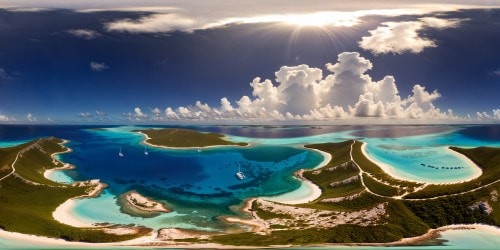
[119,147,124,157]
[236,164,245,180]
[144,146,149,156]
[197,147,201,153]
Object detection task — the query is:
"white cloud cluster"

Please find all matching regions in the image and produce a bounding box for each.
[2,0,496,34]
[128,52,491,123]
[0,113,14,122]
[67,29,100,40]
[26,113,37,122]
[122,107,148,121]
[89,61,109,72]
[77,112,92,117]
[106,13,197,33]
[96,110,107,116]
[359,17,464,55]
[476,109,500,121]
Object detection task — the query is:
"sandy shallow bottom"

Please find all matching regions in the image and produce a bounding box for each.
[360,143,483,184]
[263,176,322,204]
[263,148,330,205]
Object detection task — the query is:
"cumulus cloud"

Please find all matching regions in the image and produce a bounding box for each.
[491,69,500,76]
[122,107,148,121]
[67,29,100,40]
[124,51,498,123]
[1,0,494,33]
[106,13,197,33]
[95,110,107,116]
[77,112,92,118]
[89,61,109,72]
[26,113,37,122]
[359,17,465,55]
[0,113,15,122]
[476,109,500,121]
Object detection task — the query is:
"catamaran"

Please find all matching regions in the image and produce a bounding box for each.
[144,146,149,156]
[236,164,245,180]
[119,147,124,157]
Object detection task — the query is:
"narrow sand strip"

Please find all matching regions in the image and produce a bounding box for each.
[52,199,95,228]
[43,163,75,180]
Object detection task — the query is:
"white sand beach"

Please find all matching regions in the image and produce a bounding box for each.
[52,199,95,228]
[446,146,483,182]
[360,142,484,185]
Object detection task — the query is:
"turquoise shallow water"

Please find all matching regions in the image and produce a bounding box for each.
[228,127,500,183]
[48,126,325,231]
[0,124,499,248]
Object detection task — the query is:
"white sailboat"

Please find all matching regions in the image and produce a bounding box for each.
[197,147,201,153]
[236,164,245,180]
[119,147,124,157]
[144,146,149,156]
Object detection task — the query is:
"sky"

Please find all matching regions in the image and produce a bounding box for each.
[0,0,499,124]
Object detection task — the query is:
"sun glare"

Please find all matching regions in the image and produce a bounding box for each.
[279,12,360,27]
[207,9,425,29]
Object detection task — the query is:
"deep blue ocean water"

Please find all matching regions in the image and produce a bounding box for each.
[0,124,499,234]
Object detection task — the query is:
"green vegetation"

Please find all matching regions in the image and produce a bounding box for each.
[405,187,497,228]
[303,141,364,199]
[406,146,500,199]
[362,173,401,197]
[302,192,387,212]
[0,137,151,242]
[212,201,429,246]
[1,136,497,246]
[213,141,498,246]
[305,140,352,167]
[135,128,248,148]
[251,200,292,220]
[13,139,66,186]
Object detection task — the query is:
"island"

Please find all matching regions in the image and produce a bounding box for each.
[212,140,499,246]
[117,190,171,218]
[0,137,498,247]
[0,137,151,243]
[134,128,248,148]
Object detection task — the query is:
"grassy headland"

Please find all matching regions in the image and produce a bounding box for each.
[406,146,500,199]
[134,128,248,148]
[0,137,151,242]
[212,141,499,246]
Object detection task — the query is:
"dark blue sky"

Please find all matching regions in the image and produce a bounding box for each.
[0,7,499,123]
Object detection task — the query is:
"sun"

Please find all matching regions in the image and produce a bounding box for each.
[279,12,361,27]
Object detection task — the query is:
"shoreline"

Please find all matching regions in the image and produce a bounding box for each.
[137,131,252,150]
[262,147,331,205]
[117,190,172,217]
[44,139,75,181]
[43,163,76,180]
[52,179,109,228]
[2,222,499,248]
[360,142,482,185]
[446,146,483,182]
